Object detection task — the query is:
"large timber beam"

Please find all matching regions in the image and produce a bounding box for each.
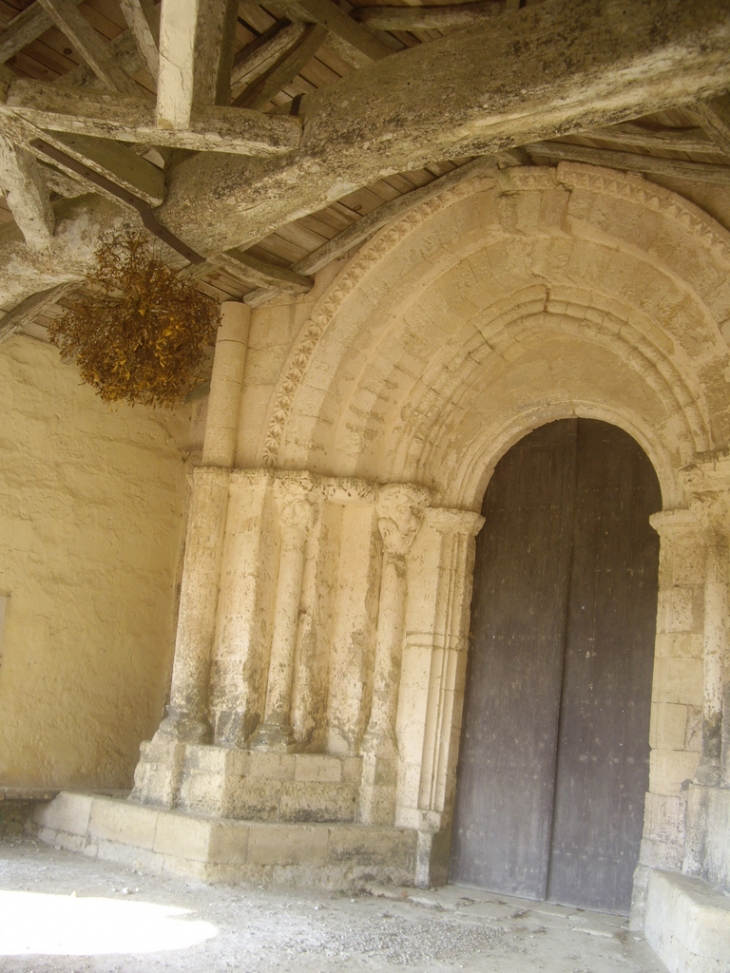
[157,0,238,130]
[0,134,54,247]
[0,0,729,307]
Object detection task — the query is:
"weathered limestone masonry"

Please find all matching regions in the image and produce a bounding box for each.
[34,167,730,969]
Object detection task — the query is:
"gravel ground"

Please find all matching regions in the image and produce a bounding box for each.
[0,834,667,973]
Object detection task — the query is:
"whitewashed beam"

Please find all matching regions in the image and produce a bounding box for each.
[354,1,504,31]
[119,0,160,82]
[0,103,166,206]
[37,0,141,97]
[157,0,238,131]
[0,134,54,247]
[231,22,307,99]
[692,95,730,157]
[39,163,87,198]
[5,80,301,156]
[0,0,83,63]
[526,140,730,184]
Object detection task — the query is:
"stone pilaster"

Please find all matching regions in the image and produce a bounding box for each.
[360,483,430,826]
[250,478,318,752]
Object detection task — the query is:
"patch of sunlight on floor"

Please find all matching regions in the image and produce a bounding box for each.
[0,889,218,956]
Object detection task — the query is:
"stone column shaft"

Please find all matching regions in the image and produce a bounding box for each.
[360,483,430,825]
[251,485,316,751]
[701,535,728,782]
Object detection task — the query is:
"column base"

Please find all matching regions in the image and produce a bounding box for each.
[249,717,297,753]
[130,734,187,808]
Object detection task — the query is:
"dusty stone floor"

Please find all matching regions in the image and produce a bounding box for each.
[0,835,667,973]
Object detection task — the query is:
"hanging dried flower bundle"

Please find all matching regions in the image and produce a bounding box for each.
[49,232,220,407]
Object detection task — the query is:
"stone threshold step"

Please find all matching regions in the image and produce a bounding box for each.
[33,791,419,889]
[645,869,730,973]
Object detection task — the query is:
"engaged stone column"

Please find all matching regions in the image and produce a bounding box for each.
[360,483,430,825]
[131,303,248,806]
[698,534,728,785]
[251,479,317,752]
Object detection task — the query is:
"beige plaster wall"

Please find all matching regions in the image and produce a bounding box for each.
[0,336,190,789]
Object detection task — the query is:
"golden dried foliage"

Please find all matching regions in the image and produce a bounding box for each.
[49,233,220,407]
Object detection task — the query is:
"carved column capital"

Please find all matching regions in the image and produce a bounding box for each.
[681,458,730,537]
[376,483,431,557]
[274,477,319,536]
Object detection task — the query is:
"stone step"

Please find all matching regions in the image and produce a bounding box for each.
[645,869,730,973]
[33,791,419,889]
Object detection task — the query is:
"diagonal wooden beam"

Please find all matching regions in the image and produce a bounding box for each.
[0,283,70,343]
[0,134,54,246]
[234,24,327,110]
[5,79,302,156]
[0,0,84,64]
[353,1,504,31]
[231,21,307,99]
[692,94,730,156]
[119,0,160,82]
[526,140,730,183]
[37,0,141,97]
[157,0,239,131]
[214,249,313,293]
[272,0,392,66]
[579,123,714,154]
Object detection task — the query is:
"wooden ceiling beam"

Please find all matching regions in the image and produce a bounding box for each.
[526,140,730,184]
[0,283,70,344]
[0,134,55,246]
[5,80,302,157]
[231,22,308,100]
[235,24,327,110]
[579,123,714,154]
[213,250,313,293]
[156,0,239,131]
[119,0,160,83]
[37,0,141,97]
[692,94,730,157]
[272,0,393,66]
[353,0,504,32]
[0,0,83,64]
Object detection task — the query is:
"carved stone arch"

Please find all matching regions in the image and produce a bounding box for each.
[259,164,730,509]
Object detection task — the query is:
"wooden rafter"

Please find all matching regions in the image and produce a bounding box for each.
[526,141,730,184]
[353,1,504,31]
[692,95,730,157]
[157,0,239,131]
[235,24,327,111]
[231,22,307,98]
[0,282,69,343]
[0,0,84,64]
[0,133,54,246]
[5,80,302,157]
[579,123,715,155]
[273,0,393,66]
[119,0,160,83]
[37,0,141,97]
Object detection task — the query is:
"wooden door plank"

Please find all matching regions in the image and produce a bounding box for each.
[546,420,660,914]
[450,420,578,898]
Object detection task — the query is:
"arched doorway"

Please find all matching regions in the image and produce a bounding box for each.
[450,419,661,914]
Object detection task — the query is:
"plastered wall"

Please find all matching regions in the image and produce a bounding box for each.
[0,335,190,789]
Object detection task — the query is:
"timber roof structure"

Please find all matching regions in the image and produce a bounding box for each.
[0,0,729,347]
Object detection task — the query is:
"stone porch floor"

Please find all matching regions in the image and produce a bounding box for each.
[0,834,667,973]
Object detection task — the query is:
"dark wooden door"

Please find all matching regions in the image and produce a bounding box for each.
[449,419,660,914]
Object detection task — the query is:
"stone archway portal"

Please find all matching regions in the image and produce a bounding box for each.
[450,419,661,914]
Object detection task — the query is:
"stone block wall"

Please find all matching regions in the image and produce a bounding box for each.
[0,336,190,789]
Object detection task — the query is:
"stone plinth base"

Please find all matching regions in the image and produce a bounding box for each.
[33,792,418,888]
[645,869,730,973]
[178,747,361,823]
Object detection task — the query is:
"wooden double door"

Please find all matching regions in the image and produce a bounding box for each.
[450,419,661,914]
